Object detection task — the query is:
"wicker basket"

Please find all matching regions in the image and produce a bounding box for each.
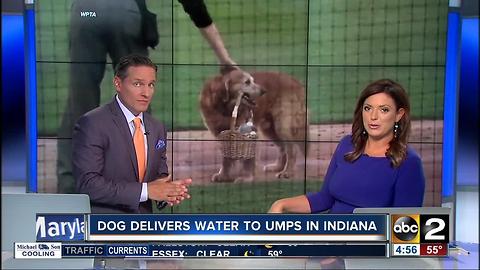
[219,129,257,159]
[218,95,257,160]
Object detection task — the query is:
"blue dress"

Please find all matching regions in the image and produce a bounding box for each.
[306,135,425,214]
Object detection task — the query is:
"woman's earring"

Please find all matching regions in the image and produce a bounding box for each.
[362,129,367,136]
[393,122,399,138]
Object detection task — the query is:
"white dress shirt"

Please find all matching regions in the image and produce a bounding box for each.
[116,95,149,202]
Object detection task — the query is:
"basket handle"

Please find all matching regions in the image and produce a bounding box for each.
[230,93,243,130]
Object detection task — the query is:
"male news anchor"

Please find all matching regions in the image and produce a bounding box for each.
[72,54,191,213]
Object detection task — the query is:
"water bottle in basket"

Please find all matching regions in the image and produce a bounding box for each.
[238,120,257,139]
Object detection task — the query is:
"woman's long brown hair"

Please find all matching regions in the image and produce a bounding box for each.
[345,79,411,168]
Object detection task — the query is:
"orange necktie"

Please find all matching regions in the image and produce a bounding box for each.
[133,117,146,182]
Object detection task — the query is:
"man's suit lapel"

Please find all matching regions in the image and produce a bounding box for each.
[143,115,156,182]
[108,100,139,180]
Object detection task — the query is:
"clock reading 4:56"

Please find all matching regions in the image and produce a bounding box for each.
[393,244,420,256]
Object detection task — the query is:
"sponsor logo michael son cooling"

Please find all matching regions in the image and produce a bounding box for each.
[14,243,62,259]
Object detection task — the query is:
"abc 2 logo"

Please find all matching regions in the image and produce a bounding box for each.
[391,215,449,244]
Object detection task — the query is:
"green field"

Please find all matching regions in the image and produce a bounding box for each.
[154,179,323,214]
[35,0,447,135]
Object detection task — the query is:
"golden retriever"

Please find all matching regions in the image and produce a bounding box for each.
[199,68,308,182]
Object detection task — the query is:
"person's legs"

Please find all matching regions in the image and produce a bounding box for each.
[57,0,149,194]
[57,0,108,193]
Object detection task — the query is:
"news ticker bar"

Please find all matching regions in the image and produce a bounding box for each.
[16,243,388,258]
[15,242,449,259]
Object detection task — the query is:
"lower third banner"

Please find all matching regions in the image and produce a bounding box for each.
[87,214,387,242]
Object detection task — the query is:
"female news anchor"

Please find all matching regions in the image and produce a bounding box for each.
[269,79,425,214]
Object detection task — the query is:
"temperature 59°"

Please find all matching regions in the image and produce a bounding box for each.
[267,250,283,256]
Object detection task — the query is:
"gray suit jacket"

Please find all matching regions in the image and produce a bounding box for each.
[72,98,168,213]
